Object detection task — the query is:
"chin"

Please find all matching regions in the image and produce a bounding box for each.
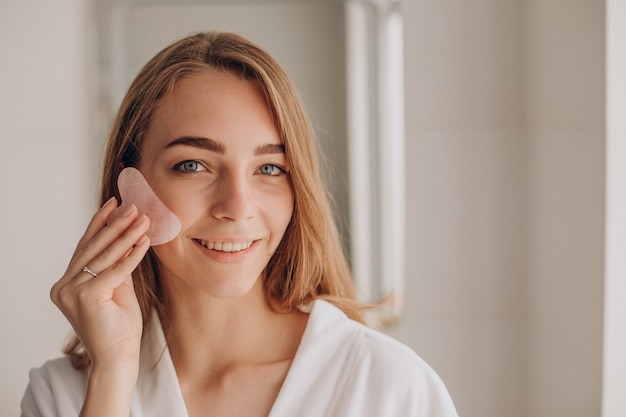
[199,275,262,300]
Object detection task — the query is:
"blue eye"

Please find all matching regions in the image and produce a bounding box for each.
[175,160,205,172]
[258,164,284,176]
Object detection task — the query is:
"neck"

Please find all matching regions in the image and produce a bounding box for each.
[158,275,307,382]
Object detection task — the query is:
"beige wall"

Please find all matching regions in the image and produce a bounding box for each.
[389,1,527,416]
[389,1,606,417]
[525,1,605,415]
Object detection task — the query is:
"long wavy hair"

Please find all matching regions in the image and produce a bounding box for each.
[64,31,363,369]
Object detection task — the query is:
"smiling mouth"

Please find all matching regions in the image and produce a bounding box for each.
[195,239,254,253]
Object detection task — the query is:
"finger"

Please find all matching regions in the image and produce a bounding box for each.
[75,197,119,250]
[68,204,141,275]
[58,208,144,293]
[89,234,151,290]
[51,233,150,310]
[55,207,145,298]
[53,229,151,307]
[53,203,146,300]
[81,214,150,277]
[60,197,119,284]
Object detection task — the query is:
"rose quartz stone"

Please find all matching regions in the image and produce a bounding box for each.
[108,167,181,246]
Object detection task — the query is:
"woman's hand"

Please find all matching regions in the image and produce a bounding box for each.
[50,197,151,370]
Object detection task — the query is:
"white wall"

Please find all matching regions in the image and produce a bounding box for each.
[603,0,626,415]
[0,1,94,415]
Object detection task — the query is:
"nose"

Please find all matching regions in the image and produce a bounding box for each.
[209,172,257,222]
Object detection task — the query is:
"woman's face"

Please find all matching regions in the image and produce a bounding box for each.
[138,70,294,300]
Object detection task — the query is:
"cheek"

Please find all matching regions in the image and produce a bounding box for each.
[157,191,203,229]
[270,190,295,234]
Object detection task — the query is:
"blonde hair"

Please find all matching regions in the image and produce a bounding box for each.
[64,32,364,369]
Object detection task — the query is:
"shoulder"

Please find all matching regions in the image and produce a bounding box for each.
[359,321,429,372]
[308,300,458,416]
[21,357,87,417]
[310,299,438,377]
[350,313,448,391]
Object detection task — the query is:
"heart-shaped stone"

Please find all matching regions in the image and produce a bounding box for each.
[107,167,181,246]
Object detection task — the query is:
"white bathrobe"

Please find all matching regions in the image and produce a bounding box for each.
[21,300,458,417]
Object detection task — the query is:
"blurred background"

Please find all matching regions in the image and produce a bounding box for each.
[1,0,624,416]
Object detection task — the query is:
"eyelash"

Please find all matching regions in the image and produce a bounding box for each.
[174,160,206,173]
[173,160,288,176]
[257,164,287,176]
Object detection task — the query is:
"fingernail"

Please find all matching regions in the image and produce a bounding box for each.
[101,196,117,208]
[121,204,137,217]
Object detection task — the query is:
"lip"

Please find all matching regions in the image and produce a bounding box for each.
[192,238,259,263]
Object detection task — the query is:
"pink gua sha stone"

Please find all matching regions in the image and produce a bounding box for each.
[108,167,181,246]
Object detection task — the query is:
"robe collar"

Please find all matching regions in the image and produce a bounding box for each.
[131,299,360,417]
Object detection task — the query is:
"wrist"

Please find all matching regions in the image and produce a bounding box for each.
[90,358,140,381]
[81,362,139,417]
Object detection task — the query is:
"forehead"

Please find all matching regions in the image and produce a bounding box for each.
[146,71,281,148]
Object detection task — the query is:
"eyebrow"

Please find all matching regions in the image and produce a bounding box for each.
[165,136,226,154]
[255,143,285,155]
[165,136,285,155]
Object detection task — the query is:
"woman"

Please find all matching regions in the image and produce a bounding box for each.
[21,32,458,417]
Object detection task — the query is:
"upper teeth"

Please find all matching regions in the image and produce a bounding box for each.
[198,240,253,252]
